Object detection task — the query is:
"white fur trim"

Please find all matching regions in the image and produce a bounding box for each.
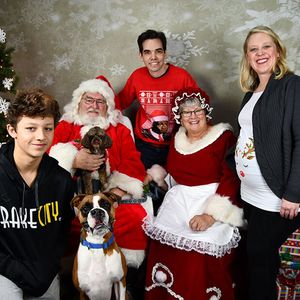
[203,194,245,227]
[147,164,167,187]
[120,115,134,140]
[106,171,144,199]
[175,123,232,155]
[49,143,78,176]
[120,248,145,268]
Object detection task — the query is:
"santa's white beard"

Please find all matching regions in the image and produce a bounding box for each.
[78,113,110,129]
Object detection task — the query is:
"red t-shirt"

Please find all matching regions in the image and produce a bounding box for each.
[118,64,201,146]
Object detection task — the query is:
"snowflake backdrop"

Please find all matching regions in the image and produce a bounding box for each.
[1,0,300,126]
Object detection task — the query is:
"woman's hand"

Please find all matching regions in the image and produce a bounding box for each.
[280,198,299,219]
[189,214,215,231]
[73,148,105,171]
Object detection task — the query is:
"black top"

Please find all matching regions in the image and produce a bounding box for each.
[240,73,300,202]
[0,141,75,296]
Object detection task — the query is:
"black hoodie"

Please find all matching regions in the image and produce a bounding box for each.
[0,141,75,296]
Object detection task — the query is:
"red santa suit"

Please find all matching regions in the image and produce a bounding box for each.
[143,123,244,299]
[49,77,150,267]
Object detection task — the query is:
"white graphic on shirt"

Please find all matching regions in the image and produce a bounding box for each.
[235,136,255,178]
[0,201,60,229]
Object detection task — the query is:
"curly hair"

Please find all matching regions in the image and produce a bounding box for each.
[239,26,291,92]
[6,88,61,129]
[172,88,212,124]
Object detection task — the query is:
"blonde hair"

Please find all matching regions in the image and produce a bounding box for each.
[239,26,290,92]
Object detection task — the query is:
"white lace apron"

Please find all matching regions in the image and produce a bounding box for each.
[143,183,240,258]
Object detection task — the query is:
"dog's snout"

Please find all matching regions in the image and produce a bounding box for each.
[87,207,109,231]
[90,208,104,218]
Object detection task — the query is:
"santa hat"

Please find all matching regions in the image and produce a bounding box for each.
[61,75,121,127]
[96,75,122,110]
[150,110,168,122]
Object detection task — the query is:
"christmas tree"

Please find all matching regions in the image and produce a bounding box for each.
[0,27,18,143]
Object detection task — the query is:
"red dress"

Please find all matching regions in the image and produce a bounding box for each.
[143,123,243,300]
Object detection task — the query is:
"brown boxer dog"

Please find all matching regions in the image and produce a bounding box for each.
[71,192,128,300]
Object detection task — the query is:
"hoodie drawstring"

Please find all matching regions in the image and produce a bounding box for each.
[21,181,40,216]
[35,181,40,208]
[21,182,25,217]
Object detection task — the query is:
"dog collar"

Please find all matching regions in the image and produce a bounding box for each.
[81,233,115,250]
[118,195,148,204]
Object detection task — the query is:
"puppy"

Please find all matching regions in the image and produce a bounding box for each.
[81,126,112,194]
[71,192,128,300]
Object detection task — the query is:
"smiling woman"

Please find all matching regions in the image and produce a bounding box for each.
[235,26,300,300]
[143,88,244,300]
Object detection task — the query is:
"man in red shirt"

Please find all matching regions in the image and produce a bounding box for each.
[118,30,207,299]
[118,29,205,169]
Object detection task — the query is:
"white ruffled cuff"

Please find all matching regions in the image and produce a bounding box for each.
[106,170,144,199]
[203,194,245,227]
[146,164,167,188]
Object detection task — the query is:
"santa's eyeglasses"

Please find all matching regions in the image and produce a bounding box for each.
[82,96,106,106]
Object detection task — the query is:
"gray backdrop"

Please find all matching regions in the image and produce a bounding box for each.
[1,0,300,130]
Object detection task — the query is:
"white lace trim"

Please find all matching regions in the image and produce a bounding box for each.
[145,262,184,300]
[206,287,222,300]
[142,217,241,258]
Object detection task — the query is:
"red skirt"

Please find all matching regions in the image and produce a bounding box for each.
[145,240,236,300]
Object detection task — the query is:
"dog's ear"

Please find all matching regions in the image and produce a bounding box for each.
[71,194,85,209]
[104,134,113,149]
[101,191,121,219]
[71,194,86,217]
[102,191,121,203]
[81,132,90,148]
[71,194,86,207]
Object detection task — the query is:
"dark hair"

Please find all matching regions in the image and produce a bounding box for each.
[7,88,61,129]
[137,29,167,54]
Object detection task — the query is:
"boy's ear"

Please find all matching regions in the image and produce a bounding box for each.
[6,124,17,138]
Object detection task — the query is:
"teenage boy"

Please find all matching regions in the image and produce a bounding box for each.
[118,29,207,169]
[0,89,75,299]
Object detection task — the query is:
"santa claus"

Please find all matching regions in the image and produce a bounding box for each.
[49,75,152,268]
